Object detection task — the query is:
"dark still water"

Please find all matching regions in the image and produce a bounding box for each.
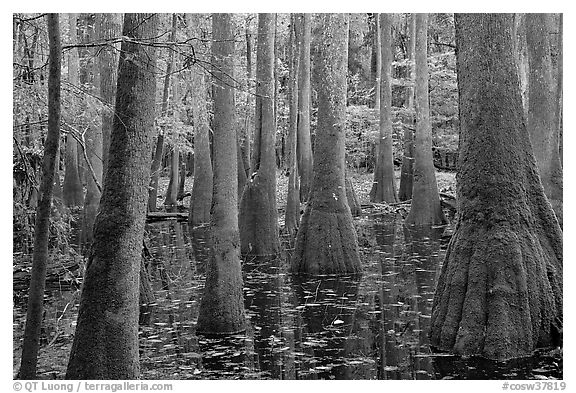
[135,214,562,380]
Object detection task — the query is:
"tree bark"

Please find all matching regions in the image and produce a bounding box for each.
[285,13,300,237]
[399,13,416,202]
[370,13,398,204]
[188,69,213,226]
[373,13,381,110]
[526,13,563,227]
[82,15,103,248]
[405,14,446,226]
[63,13,84,207]
[430,13,563,361]
[66,13,158,379]
[296,13,313,202]
[148,13,177,212]
[18,13,61,379]
[97,13,121,179]
[196,13,246,335]
[239,13,281,256]
[291,14,362,275]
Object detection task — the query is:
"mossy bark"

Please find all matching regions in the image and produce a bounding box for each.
[196,13,246,336]
[66,13,158,379]
[526,14,563,227]
[369,13,398,204]
[18,14,61,379]
[291,14,361,276]
[239,14,281,256]
[405,14,446,226]
[430,14,563,361]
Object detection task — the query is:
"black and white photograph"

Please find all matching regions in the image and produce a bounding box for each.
[11,10,566,386]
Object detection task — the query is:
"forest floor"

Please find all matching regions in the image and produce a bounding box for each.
[12,167,457,378]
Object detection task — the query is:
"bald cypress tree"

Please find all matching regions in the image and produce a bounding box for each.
[66,13,158,379]
[291,14,361,275]
[430,13,562,361]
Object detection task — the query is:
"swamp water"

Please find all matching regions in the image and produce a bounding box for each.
[13,214,562,380]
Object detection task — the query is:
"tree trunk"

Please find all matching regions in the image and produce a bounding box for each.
[63,13,84,207]
[430,13,563,361]
[82,17,103,249]
[296,13,313,202]
[526,13,563,227]
[66,13,158,379]
[399,13,416,202]
[188,69,213,226]
[345,175,362,217]
[239,13,281,256]
[242,15,253,174]
[405,14,446,226]
[556,15,563,166]
[373,13,381,110]
[18,13,61,379]
[370,13,398,204]
[177,153,186,200]
[196,13,246,335]
[97,13,121,179]
[148,13,177,212]
[285,13,300,237]
[291,14,361,275]
[163,147,179,211]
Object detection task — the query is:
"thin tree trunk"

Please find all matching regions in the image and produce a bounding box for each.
[431,13,562,361]
[239,13,281,256]
[292,14,361,275]
[63,13,83,207]
[164,71,180,211]
[373,13,381,110]
[66,13,158,379]
[196,13,246,335]
[370,13,398,204]
[188,69,213,226]
[18,13,61,379]
[399,13,416,201]
[405,14,446,226]
[148,13,177,212]
[82,16,103,249]
[97,13,121,179]
[296,13,313,202]
[285,13,300,237]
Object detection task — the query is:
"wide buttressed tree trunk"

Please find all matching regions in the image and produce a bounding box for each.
[405,14,446,226]
[525,13,563,227]
[18,13,61,379]
[398,13,416,202]
[97,13,121,178]
[296,13,313,202]
[196,13,246,335]
[188,69,213,226]
[291,13,361,275]
[285,13,300,237]
[66,13,158,379]
[63,13,84,207]
[430,13,563,361]
[239,13,281,256]
[369,13,397,204]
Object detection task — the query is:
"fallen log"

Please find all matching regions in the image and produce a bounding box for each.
[146,211,189,222]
